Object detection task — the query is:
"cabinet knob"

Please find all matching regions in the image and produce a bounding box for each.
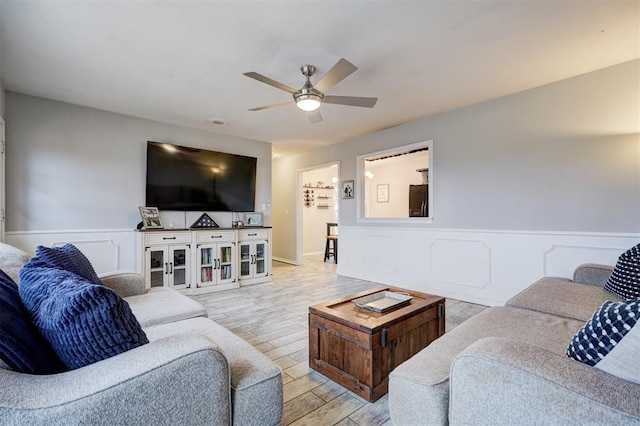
[211,235,222,239]
[163,237,176,240]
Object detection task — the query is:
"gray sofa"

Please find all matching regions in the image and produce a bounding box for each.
[389,263,640,425]
[0,243,283,425]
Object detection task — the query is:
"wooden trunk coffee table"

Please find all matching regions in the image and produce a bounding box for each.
[308,286,445,402]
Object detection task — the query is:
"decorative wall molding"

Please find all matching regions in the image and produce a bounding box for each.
[6,226,637,307]
[337,226,639,306]
[543,244,627,278]
[5,229,139,274]
[50,238,121,273]
[361,235,399,273]
[429,239,491,289]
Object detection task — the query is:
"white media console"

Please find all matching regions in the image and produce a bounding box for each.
[139,227,271,294]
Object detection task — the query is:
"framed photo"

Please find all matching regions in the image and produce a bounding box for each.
[138,206,164,229]
[341,180,354,199]
[377,184,389,203]
[244,212,264,227]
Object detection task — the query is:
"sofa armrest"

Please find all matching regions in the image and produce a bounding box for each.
[449,337,640,425]
[99,271,147,297]
[0,334,231,425]
[573,263,613,286]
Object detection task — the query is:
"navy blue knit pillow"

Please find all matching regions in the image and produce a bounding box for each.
[0,269,65,374]
[604,244,640,300]
[567,299,640,366]
[36,244,101,285]
[19,260,148,370]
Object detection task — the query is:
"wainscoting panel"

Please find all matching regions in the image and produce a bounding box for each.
[430,239,491,289]
[360,234,400,273]
[5,229,139,274]
[49,238,120,273]
[337,226,639,306]
[543,244,627,278]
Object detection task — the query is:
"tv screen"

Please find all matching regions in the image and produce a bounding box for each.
[146,141,257,212]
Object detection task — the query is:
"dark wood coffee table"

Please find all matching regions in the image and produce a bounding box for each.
[308,286,445,402]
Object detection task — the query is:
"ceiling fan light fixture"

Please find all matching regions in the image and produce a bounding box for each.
[295,93,322,112]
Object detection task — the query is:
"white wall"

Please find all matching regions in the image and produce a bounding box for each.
[0,1,4,118]
[272,59,640,304]
[0,81,4,118]
[4,93,272,272]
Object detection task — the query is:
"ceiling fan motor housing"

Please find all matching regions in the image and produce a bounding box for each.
[300,64,316,77]
[294,83,324,103]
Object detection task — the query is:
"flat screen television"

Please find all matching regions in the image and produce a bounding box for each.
[145,141,257,212]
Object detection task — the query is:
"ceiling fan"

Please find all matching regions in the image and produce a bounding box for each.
[243,58,378,123]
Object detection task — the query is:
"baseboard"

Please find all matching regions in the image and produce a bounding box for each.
[272,256,299,265]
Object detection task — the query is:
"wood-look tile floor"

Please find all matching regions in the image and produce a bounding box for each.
[191,255,487,426]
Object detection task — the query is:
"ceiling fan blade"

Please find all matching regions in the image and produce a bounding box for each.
[248,99,295,111]
[308,110,323,124]
[243,72,298,94]
[314,58,358,93]
[323,95,378,108]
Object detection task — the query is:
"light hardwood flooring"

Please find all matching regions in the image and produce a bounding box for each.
[191,255,487,426]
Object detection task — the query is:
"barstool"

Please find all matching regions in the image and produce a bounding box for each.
[324,222,338,263]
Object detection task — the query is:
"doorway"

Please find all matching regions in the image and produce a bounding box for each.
[297,162,339,266]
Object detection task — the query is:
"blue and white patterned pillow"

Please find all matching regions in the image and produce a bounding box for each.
[604,243,640,300]
[567,299,640,384]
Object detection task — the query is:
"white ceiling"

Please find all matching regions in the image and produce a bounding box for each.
[1,1,638,157]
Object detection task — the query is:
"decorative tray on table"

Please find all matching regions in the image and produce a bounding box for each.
[352,291,413,313]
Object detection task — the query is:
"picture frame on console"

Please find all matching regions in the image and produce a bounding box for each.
[244,212,263,227]
[138,206,164,229]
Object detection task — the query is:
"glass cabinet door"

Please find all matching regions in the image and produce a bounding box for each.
[239,242,251,278]
[170,245,190,289]
[218,244,235,284]
[147,247,167,288]
[238,240,269,280]
[198,246,215,287]
[255,242,266,276]
[197,243,235,287]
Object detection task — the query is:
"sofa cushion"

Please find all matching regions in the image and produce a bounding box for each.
[567,299,640,384]
[388,306,585,426]
[0,242,31,283]
[604,243,640,300]
[573,263,614,286]
[19,261,149,370]
[506,277,623,321]
[125,287,207,328]
[0,269,65,374]
[144,317,283,425]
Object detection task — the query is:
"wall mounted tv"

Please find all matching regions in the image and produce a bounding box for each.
[145,141,257,212]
